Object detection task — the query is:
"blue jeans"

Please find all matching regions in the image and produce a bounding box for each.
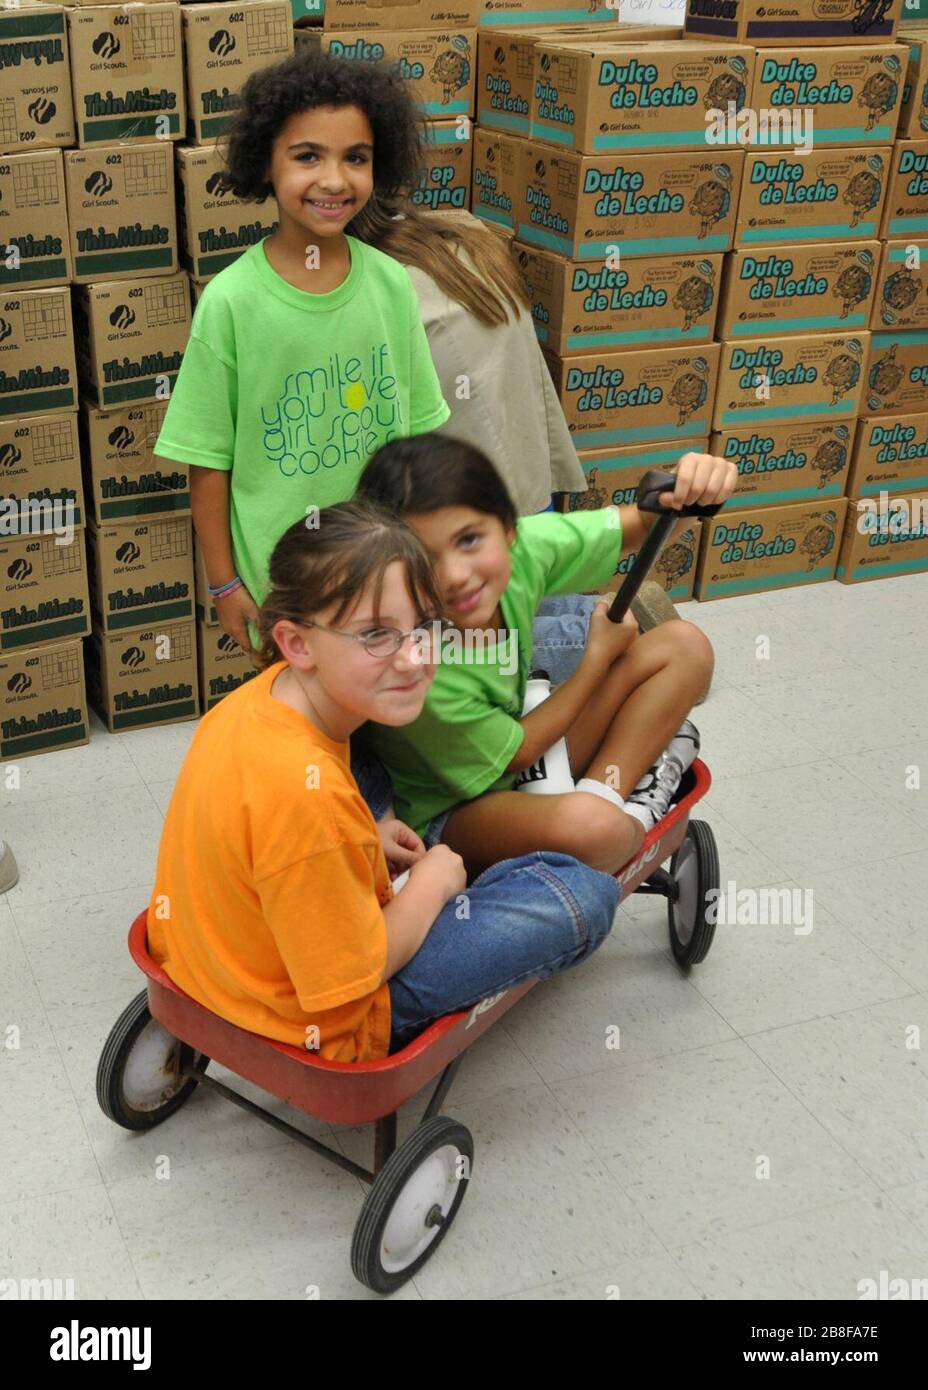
[532,594,598,686]
[386,852,619,1051]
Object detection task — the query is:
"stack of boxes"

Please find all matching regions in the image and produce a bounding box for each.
[473,0,928,598]
[505,32,753,598]
[0,3,88,760]
[0,0,296,755]
[3,0,926,757]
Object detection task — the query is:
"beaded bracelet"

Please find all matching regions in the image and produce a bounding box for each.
[208,575,244,599]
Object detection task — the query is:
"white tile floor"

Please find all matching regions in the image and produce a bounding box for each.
[2,574,927,1300]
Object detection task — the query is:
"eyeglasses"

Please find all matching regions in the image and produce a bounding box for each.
[300,615,453,659]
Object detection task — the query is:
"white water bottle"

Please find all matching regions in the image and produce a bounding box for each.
[514,671,575,795]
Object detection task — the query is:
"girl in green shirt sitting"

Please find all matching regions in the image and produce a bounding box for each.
[356,434,737,878]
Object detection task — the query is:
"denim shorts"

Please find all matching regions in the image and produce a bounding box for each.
[352,594,597,842]
[387,850,619,1050]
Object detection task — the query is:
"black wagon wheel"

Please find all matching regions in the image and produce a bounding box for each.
[351,1115,474,1294]
[667,819,720,968]
[96,989,210,1131]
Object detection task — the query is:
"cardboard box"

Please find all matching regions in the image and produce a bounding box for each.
[188,274,207,312]
[736,148,891,246]
[695,497,848,601]
[80,399,189,524]
[472,127,527,230]
[85,514,194,633]
[529,41,755,154]
[0,531,90,651]
[749,45,906,147]
[476,24,682,136]
[710,421,852,506]
[53,0,170,6]
[0,286,76,419]
[440,204,514,244]
[87,618,199,730]
[292,0,481,31]
[478,0,644,28]
[0,150,71,289]
[296,28,477,119]
[683,0,902,46]
[197,619,257,710]
[182,1,293,144]
[718,243,880,337]
[0,638,88,759]
[864,329,928,414]
[836,491,928,582]
[610,519,702,600]
[72,272,190,412]
[880,138,928,238]
[194,539,217,625]
[870,238,928,330]
[0,411,83,534]
[567,437,710,509]
[411,118,473,212]
[517,147,744,260]
[899,28,928,136]
[67,4,185,147]
[514,242,723,352]
[713,330,868,430]
[847,412,928,497]
[175,144,277,281]
[64,142,177,283]
[0,2,75,153]
[544,341,720,448]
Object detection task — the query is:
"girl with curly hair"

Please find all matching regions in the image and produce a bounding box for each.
[153,51,452,654]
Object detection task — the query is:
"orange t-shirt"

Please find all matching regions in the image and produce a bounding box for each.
[147,660,392,1061]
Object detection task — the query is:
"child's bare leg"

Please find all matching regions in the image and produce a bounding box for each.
[567,620,714,796]
[442,788,643,877]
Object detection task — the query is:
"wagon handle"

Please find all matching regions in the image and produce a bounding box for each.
[607,468,724,624]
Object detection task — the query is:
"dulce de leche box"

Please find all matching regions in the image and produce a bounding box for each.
[870,239,928,332]
[713,330,868,430]
[718,243,880,338]
[865,331,928,417]
[472,127,528,231]
[709,420,852,506]
[748,46,905,147]
[880,139,928,239]
[695,497,848,601]
[737,148,891,247]
[836,491,928,584]
[476,25,683,136]
[517,147,744,260]
[544,342,720,448]
[513,243,722,353]
[529,41,755,154]
[564,437,710,509]
[847,413,928,498]
[898,27,928,138]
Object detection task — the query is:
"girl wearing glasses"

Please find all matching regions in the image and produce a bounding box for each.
[147,501,619,1059]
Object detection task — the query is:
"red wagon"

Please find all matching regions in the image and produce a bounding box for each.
[96,759,717,1295]
[97,466,724,1292]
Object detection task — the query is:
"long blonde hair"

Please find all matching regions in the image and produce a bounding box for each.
[350,195,531,329]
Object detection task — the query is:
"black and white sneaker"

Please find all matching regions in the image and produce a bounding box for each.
[626,720,700,830]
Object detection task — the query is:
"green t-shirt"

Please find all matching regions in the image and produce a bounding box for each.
[365,508,623,837]
[155,236,451,611]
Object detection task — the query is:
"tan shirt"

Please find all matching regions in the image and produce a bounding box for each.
[404,219,587,514]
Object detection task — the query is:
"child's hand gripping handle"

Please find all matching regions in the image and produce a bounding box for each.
[607,468,726,624]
